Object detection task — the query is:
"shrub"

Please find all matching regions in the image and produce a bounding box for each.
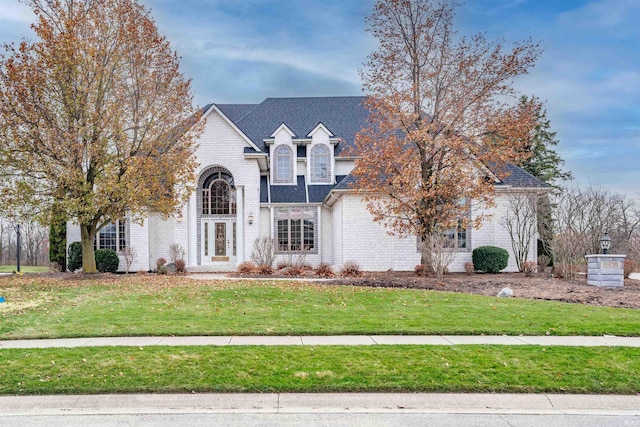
[624,259,638,279]
[523,260,537,277]
[341,260,362,277]
[472,246,509,273]
[168,243,186,264]
[256,264,273,275]
[538,255,552,271]
[284,265,304,276]
[464,262,474,275]
[119,247,137,274]
[174,259,187,274]
[156,257,167,275]
[95,249,119,273]
[237,261,256,274]
[276,262,288,270]
[414,264,425,276]
[67,242,83,271]
[251,237,277,267]
[314,263,334,278]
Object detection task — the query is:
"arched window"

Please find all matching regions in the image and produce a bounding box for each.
[202,169,236,215]
[310,144,331,183]
[274,145,293,183]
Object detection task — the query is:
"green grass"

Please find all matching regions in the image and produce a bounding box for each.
[1,345,638,395]
[0,265,50,273]
[1,276,639,338]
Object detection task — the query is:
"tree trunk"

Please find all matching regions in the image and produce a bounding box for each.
[80,225,97,273]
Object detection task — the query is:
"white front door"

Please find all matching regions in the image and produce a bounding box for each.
[202,219,236,263]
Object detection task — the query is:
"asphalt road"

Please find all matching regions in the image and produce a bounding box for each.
[2,413,638,427]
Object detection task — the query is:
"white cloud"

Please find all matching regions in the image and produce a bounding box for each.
[558,0,640,33]
[198,42,361,86]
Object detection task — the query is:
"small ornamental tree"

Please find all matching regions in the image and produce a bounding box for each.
[0,0,201,273]
[354,0,541,273]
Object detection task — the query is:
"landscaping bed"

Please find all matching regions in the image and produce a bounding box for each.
[328,272,640,309]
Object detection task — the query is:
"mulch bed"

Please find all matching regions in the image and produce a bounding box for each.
[325,271,640,309]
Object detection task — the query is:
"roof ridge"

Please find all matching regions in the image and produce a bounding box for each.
[263,95,365,101]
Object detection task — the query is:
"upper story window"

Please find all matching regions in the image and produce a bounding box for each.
[202,170,236,215]
[310,144,331,183]
[274,144,293,184]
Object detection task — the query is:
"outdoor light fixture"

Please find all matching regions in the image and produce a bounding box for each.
[600,232,611,254]
[248,213,254,225]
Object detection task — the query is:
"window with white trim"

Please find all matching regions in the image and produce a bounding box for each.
[202,169,236,215]
[417,221,468,251]
[273,145,293,183]
[310,144,331,183]
[95,219,127,252]
[274,207,317,253]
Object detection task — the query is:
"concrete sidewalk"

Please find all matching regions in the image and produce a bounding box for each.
[0,393,639,416]
[1,334,640,349]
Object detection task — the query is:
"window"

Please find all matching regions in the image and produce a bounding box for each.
[417,221,467,252]
[310,144,331,183]
[202,170,236,215]
[274,145,293,183]
[95,219,127,252]
[275,208,317,253]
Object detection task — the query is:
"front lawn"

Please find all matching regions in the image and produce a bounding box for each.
[1,345,638,395]
[0,266,50,273]
[1,276,639,338]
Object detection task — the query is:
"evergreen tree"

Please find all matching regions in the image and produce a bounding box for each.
[520,95,572,185]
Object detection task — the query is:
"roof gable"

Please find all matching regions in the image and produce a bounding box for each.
[218,96,368,155]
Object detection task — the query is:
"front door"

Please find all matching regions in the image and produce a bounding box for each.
[203,220,236,263]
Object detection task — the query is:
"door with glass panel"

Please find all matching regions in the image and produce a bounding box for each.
[203,220,236,262]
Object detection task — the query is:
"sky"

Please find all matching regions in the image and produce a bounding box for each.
[1,0,638,195]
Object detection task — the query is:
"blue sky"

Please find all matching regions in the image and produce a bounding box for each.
[1,0,638,195]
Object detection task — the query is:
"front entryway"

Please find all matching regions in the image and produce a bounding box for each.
[202,219,236,263]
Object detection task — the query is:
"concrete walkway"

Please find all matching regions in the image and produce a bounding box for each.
[1,393,639,416]
[2,334,640,349]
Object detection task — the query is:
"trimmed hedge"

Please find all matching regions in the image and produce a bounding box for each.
[67,241,83,272]
[472,246,509,273]
[95,249,119,273]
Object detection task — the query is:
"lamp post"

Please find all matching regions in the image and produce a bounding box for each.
[14,224,21,273]
[600,232,611,255]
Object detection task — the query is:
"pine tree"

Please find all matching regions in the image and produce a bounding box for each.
[520,95,572,185]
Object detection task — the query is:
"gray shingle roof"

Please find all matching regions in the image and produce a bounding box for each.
[210,97,547,207]
[270,176,307,203]
[215,96,368,156]
[216,104,258,123]
[491,163,550,188]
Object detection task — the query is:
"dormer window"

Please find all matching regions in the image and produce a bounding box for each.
[310,144,331,183]
[274,144,293,183]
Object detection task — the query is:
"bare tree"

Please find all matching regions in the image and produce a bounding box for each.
[421,233,458,280]
[552,184,639,255]
[502,192,539,272]
[20,221,48,266]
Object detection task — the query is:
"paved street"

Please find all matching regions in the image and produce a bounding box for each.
[1,393,638,427]
[2,413,638,427]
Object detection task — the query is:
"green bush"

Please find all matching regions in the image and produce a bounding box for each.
[67,242,83,271]
[95,249,119,273]
[48,220,67,271]
[472,246,509,273]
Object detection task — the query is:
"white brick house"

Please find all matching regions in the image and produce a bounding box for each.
[67,96,547,272]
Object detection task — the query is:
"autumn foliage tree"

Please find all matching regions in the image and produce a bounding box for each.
[0,0,200,273]
[354,0,542,271]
